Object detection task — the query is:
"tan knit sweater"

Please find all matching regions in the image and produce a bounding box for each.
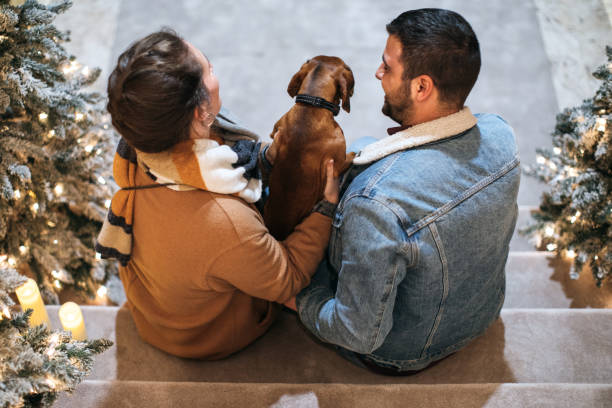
[120,165,331,359]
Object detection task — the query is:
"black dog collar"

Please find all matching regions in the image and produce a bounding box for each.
[295,94,340,116]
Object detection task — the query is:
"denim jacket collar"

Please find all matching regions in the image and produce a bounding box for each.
[353,107,477,165]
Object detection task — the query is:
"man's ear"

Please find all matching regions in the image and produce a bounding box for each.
[412,75,435,102]
[338,66,355,113]
[287,60,312,97]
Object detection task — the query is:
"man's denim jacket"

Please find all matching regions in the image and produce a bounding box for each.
[296,109,521,371]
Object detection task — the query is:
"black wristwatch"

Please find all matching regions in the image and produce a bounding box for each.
[312,199,337,218]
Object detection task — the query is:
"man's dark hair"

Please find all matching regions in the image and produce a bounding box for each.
[386,9,481,109]
[107,29,209,153]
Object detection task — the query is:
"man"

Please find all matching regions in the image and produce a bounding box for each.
[295,8,520,374]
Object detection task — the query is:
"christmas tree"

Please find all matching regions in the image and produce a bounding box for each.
[524,46,611,287]
[0,267,112,408]
[0,0,121,303]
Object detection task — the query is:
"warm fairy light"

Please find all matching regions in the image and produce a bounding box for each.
[97,176,106,185]
[570,211,581,224]
[81,66,90,76]
[62,60,80,75]
[566,249,576,258]
[53,280,62,289]
[104,199,111,209]
[536,156,546,164]
[567,167,578,177]
[46,333,61,357]
[97,285,108,297]
[38,112,48,121]
[548,162,557,170]
[48,130,55,138]
[53,239,58,245]
[596,117,606,132]
[85,144,95,153]
[95,252,102,260]
[553,147,561,155]
[28,191,36,199]
[31,203,39,213]
[75,112,84,121]
[544,226,555,237]
[13,189,21,199]
[2,306,10,319]
[45,376,58,389]
[19,245,27,255]
[0,254,7,263]
[8,257,16,266]
[47,221,56,227]
[54,183,64,196]
[103,124,109,130]
[51,270,61,279]
[546,243,557,251]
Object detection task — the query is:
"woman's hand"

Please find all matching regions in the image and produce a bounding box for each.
[324,159,340,204]
[265,131,281,165]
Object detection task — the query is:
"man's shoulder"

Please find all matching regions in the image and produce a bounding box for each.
[474,113,514,135]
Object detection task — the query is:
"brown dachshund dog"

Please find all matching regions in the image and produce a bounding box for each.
[264,56,355,240]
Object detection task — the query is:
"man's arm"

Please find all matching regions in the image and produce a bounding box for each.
[296,196,411,354]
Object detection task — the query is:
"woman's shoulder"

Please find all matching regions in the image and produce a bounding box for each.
[206,193,267,243]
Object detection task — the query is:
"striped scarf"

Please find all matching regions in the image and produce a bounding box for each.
[96,110,262,266]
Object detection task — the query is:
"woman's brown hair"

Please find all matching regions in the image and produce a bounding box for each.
[107,29,209,153]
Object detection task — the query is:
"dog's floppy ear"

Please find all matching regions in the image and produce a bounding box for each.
[338,65,355,113]
[287,60,311,97]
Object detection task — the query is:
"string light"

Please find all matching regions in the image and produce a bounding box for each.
[54,183,64,196]
[566,249,576,259]
[544,226,555,237]
[546,243,557,251]
[13,189,21,199]
[0,255,7,263]
[85,144,95,153]
[553,147,561,155]
[2,306,10,319]
[31,202,39,213]
[47,130,55,138]
[81,66,90,76]
[596,117,606,132]
[53,239,58,245]
[97,286,108,297]
[548,162,557,170]
[75,112,84,121]
[570,211,581,223]
[51,270,61,279]
[19,245,27,255]
[95,252,102,260]
[53,280,62,289]
[97,176,106,185]
[47,221,56,227]
[104,199,111,209]
[536,156,546,164]
[38,112,48,121]
[8,257,16,266]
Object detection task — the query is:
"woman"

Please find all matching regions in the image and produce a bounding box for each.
[96,30,338,359]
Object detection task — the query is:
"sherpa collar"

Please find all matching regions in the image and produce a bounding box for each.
[353,107,477,165]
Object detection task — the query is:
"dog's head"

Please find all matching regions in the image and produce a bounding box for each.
[287,56,354,113]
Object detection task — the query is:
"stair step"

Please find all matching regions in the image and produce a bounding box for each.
[45,306,612,385]
[504,252,612,308]
[54,381,612,408]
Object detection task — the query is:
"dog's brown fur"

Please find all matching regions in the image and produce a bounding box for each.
[264,56,355,240]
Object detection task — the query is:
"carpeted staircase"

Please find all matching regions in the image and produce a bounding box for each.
[53,206,612,408]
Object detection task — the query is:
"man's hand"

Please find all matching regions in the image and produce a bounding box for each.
[323,159,340,204]
[284,296,297,311]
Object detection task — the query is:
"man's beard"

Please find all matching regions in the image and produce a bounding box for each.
[382,84,413,125]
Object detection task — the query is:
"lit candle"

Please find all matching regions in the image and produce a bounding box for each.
[58,302,87,340]
[15,279,51,327]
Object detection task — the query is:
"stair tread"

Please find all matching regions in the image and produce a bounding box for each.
[45,306,612,385]
[504,252,612,308]
[55,382,612,408]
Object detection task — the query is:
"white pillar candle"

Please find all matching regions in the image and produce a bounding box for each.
[15,278,50,328]
[58,302,87,341]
